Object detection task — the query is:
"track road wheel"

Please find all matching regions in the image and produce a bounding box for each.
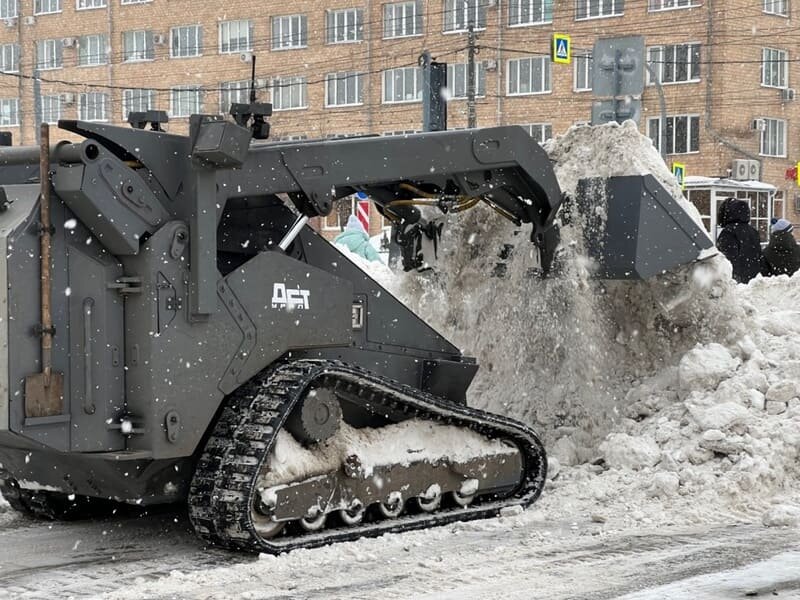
[338,500,365,526]
[377,492,404,519]
[415,484,442,513]
[299,508,327,532]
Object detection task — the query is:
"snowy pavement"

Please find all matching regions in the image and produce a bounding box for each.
[0,508,797,599]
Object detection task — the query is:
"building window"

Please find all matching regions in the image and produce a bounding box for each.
[762,48,788,88]
[121,0,150,4]
[77,0,105,8]
[123,88,155,118]
[648,0,693,10]
[170,86,202,117]
[521,123,552,144]
[171,25,202,58]
[763,0,787,16]
[759,118,786,157]
[78,34,107,66]
[220,80,250,112]
[647,43,701,84]
[326,8,363,44]
[219,19,253,54]
[383,66,422,103]
[647,115,700,154]
[272,77,307,110]
[384,1,422,38]
[507,57,551,95]
[0,43,19,72]
[34,0,60,14]
[446,62,486,98]
[41,95,61,124]
[78,92,108,121]
[0,98,18,126]
[444,0,488,31]
[326,72,363,107]
[123,30,154,62]
[509,0,552,26]
[272,15,307,50]
[575,0,623,19]
[0,0,17,18]
[574,53,592,91]
[36,39,63,70]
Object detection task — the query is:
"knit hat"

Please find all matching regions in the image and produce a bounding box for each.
[771,218,793,234]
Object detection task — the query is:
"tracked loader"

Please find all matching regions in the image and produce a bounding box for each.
[0,105,712,553]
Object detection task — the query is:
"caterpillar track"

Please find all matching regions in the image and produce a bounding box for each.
[188,359,547,554]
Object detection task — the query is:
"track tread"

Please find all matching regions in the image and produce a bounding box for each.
[187,359,547,554]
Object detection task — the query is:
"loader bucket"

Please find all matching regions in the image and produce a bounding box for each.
[576,174,714,279]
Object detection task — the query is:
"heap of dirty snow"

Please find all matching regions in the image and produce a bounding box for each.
[350,122,799,529]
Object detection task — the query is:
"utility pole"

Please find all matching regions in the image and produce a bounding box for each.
[467,23,477,129]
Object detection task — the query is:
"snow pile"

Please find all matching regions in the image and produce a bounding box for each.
[370,122,800,529]
[260,419,514,488]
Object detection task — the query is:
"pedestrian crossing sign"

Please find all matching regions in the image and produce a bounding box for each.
[552,34,571,64]
[672,162,686,190]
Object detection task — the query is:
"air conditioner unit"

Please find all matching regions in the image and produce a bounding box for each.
[59,92,75,105]
[751,118,767,131]
[239,52,253,63]
[731,159,760,181]
[255,78,267,89]
[153,33,166,45]
[23,16,34,26]
[3,18,16,28]
[61,37,76,48]
[782,88,796,101]
[484,59,498,71]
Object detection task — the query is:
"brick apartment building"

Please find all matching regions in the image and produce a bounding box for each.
[0,0,796,239]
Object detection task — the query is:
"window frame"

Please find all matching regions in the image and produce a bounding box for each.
[759,118,787,157]
[41,94,61,124]
[271,14,307,50]
[219,19,253,54]
[508,0,553,27]
[36,39,63,70]
[763,0,788,16]
[574,53,593,92]
[647,0,695,11]
[170,85,203,118]
[76,0,105,10]
[220,80,251,113]
[382,66,423,104]
[78,34,108,67]
[575,0,623,20]
[506,56,551,96]
[170,24,202,59]
[34,0,60,15]
[78,92,109,122]
[325,71,364,108]
[271,76,308,111]
[443,0,488,32]
[647,114,701,155]
[326,8,364,44]
[520,123,553,144]
[761,47,788,89]
[122,88,155,119]
[647,42,701,85]
[383,1,422,39]
[0,0,17,19]
[0,43,19,73]
[122,30,154,62]
[0,97,18,126]
[446,62,487,98]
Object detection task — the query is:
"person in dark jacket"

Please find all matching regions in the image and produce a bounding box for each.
[716,198,763,283]
[762,218,800,277]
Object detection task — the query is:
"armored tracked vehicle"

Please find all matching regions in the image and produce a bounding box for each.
[0,107,713,553]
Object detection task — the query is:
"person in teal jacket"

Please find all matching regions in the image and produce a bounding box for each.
[334,214,383,263]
